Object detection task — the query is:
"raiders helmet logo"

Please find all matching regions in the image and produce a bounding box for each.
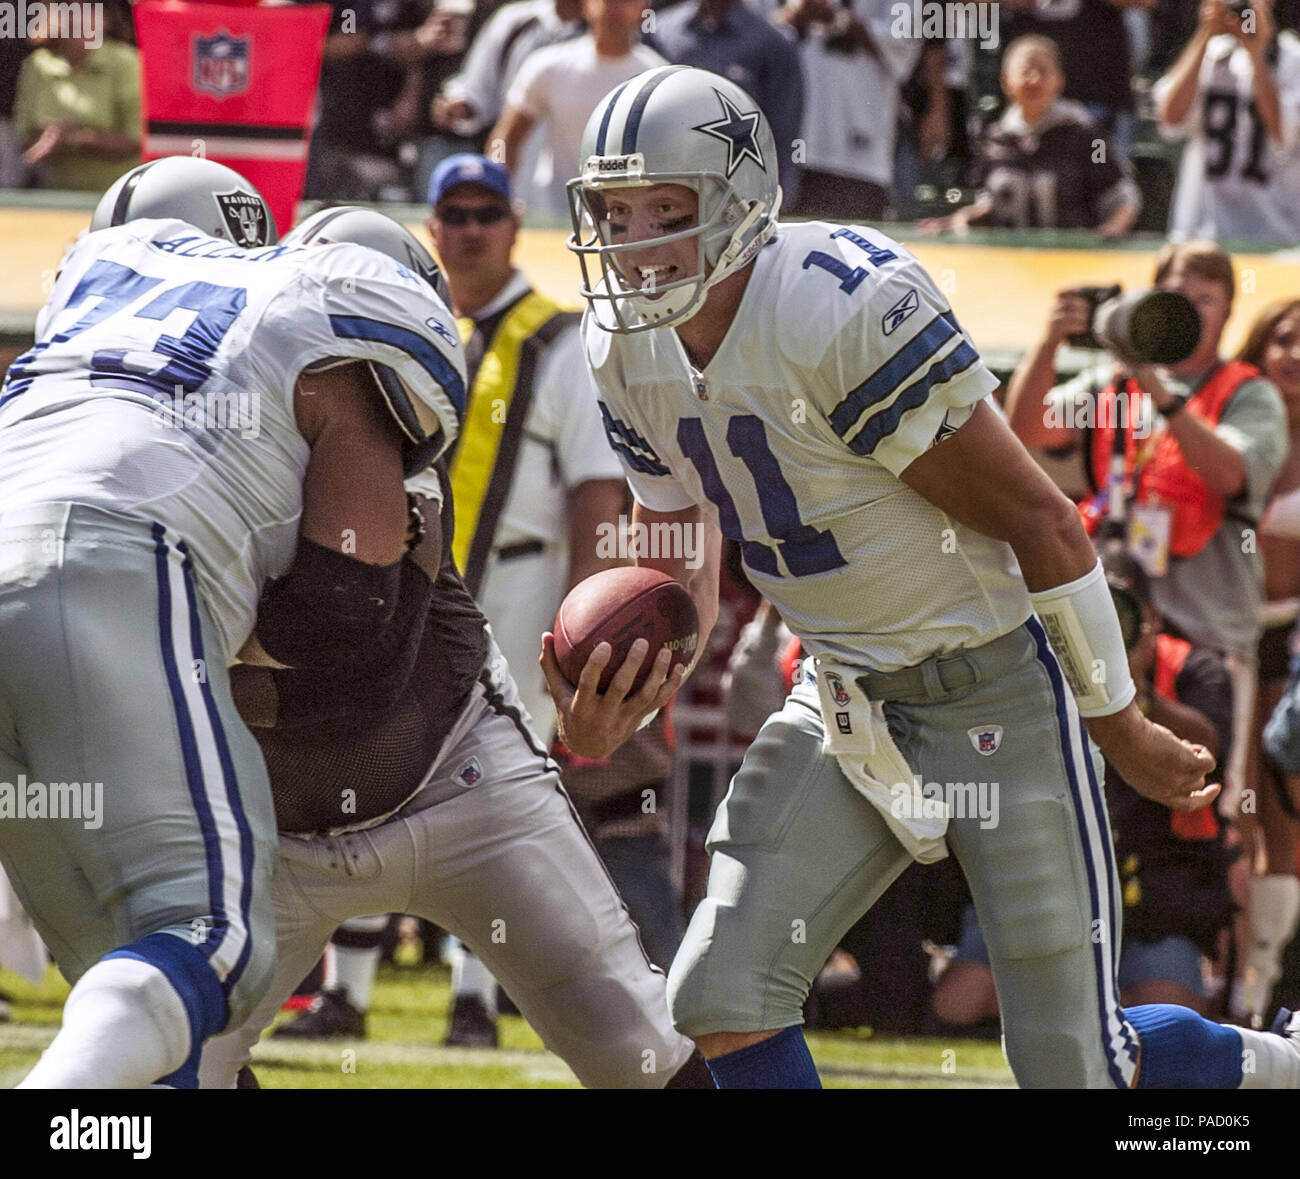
[215,189,271,247]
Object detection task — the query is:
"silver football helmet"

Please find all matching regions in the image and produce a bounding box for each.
[567,66,781,332]
[283,205,459,476]
[283,206,452,311]
[91,156,277,247]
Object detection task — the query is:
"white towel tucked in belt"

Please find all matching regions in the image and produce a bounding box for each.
[811,656,949,864]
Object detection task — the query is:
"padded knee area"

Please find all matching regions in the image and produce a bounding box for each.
[668,897,808,1038]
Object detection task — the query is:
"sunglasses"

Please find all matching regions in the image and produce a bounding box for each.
[437,205,511,226]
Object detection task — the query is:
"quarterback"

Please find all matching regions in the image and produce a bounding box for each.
[0,158,463,1087]
[543,65,1300,1088]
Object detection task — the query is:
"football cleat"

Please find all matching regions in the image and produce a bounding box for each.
[567,66,780,333]
[443,994,498,1049]
[271,987,366,1039]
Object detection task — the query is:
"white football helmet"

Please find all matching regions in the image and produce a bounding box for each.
[92,156,277,247]
[283,206,452,311]
[567,66,781,333]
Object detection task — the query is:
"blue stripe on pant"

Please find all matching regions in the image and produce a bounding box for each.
[177,540,257,996]
[152,524,230,965]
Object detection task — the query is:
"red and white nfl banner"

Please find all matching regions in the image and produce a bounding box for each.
[133,0,330,234]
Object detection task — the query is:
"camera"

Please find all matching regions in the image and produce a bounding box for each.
[1067,285,1201,366]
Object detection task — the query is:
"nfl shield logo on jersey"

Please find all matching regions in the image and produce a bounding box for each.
[825,672,851,707]
[215,190,272,247]
[457,758,483,788]
[193,32,250,99]
[968,725,1002,756]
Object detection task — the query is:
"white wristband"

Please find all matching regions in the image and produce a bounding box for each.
[1028,559,1137,718]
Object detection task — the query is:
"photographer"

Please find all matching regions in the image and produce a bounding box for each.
[1155,0,1300,246]
[1005,241,1286,813]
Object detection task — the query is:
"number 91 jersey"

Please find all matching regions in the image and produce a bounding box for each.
[583,221,1032,673]
[0,218,464,661]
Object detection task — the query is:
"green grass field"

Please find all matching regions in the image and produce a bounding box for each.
[0,962,1016,1089]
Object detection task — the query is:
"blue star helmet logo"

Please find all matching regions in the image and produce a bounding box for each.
[692,89,765,179]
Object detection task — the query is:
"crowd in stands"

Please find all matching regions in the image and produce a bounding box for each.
[4,0,1300,1041]
[4,0,1300,241]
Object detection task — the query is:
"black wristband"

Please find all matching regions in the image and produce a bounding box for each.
[1159,394,1189,418]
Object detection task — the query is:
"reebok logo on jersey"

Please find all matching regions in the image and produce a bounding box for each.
[968,725,1002,755]
[882,288,920,336]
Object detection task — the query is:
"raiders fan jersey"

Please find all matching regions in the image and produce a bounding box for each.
[583,221,1032,673]
[1158,30,1300,246]
[973,100,1139,230]
[0,218,464,660]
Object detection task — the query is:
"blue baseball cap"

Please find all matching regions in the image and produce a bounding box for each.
[428,154,512,207]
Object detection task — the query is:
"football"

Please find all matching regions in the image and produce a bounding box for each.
[552,567,700,693]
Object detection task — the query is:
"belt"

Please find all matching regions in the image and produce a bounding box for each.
[495,539,546,562]
[854,624,1032,704]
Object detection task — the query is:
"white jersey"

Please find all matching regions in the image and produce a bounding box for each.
[0,219,464,659]
[583,221,1031,672]
[1158,31,1300,246]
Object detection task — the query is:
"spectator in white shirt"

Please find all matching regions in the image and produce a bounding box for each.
[488,0,666,220]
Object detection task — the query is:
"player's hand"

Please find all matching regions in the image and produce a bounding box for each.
[1085,704,1218,812]
[540,634,686,760]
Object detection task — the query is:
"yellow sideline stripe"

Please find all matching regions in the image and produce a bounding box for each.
[448,291,563,574]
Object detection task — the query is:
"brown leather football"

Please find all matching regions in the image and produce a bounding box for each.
[553,567,700,693]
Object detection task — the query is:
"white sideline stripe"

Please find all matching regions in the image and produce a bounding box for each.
[145,136,307,161]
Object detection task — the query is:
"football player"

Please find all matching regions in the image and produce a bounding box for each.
[547,64,1300,1088]
[195,207,711,1090]
[0,158,463,1087]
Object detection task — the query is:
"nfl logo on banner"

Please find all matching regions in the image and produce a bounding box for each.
[825,671,851,708]
[193,31,250,99]
[968,725,1002,756]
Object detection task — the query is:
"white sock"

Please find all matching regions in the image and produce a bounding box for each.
[329,915,387,1013]
[1240,875,1300,1020]
[1237,1023,1300,1088]
[19,957,190,1088]
[449,942,498,1018]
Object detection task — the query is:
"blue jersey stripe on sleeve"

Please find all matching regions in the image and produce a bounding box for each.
[829,310,959,438]
[845,338,979,457]
[327,314,466,416]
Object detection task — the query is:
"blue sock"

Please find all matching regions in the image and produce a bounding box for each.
[1126,1004,1243,1089]
[705,1026,822,1089]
